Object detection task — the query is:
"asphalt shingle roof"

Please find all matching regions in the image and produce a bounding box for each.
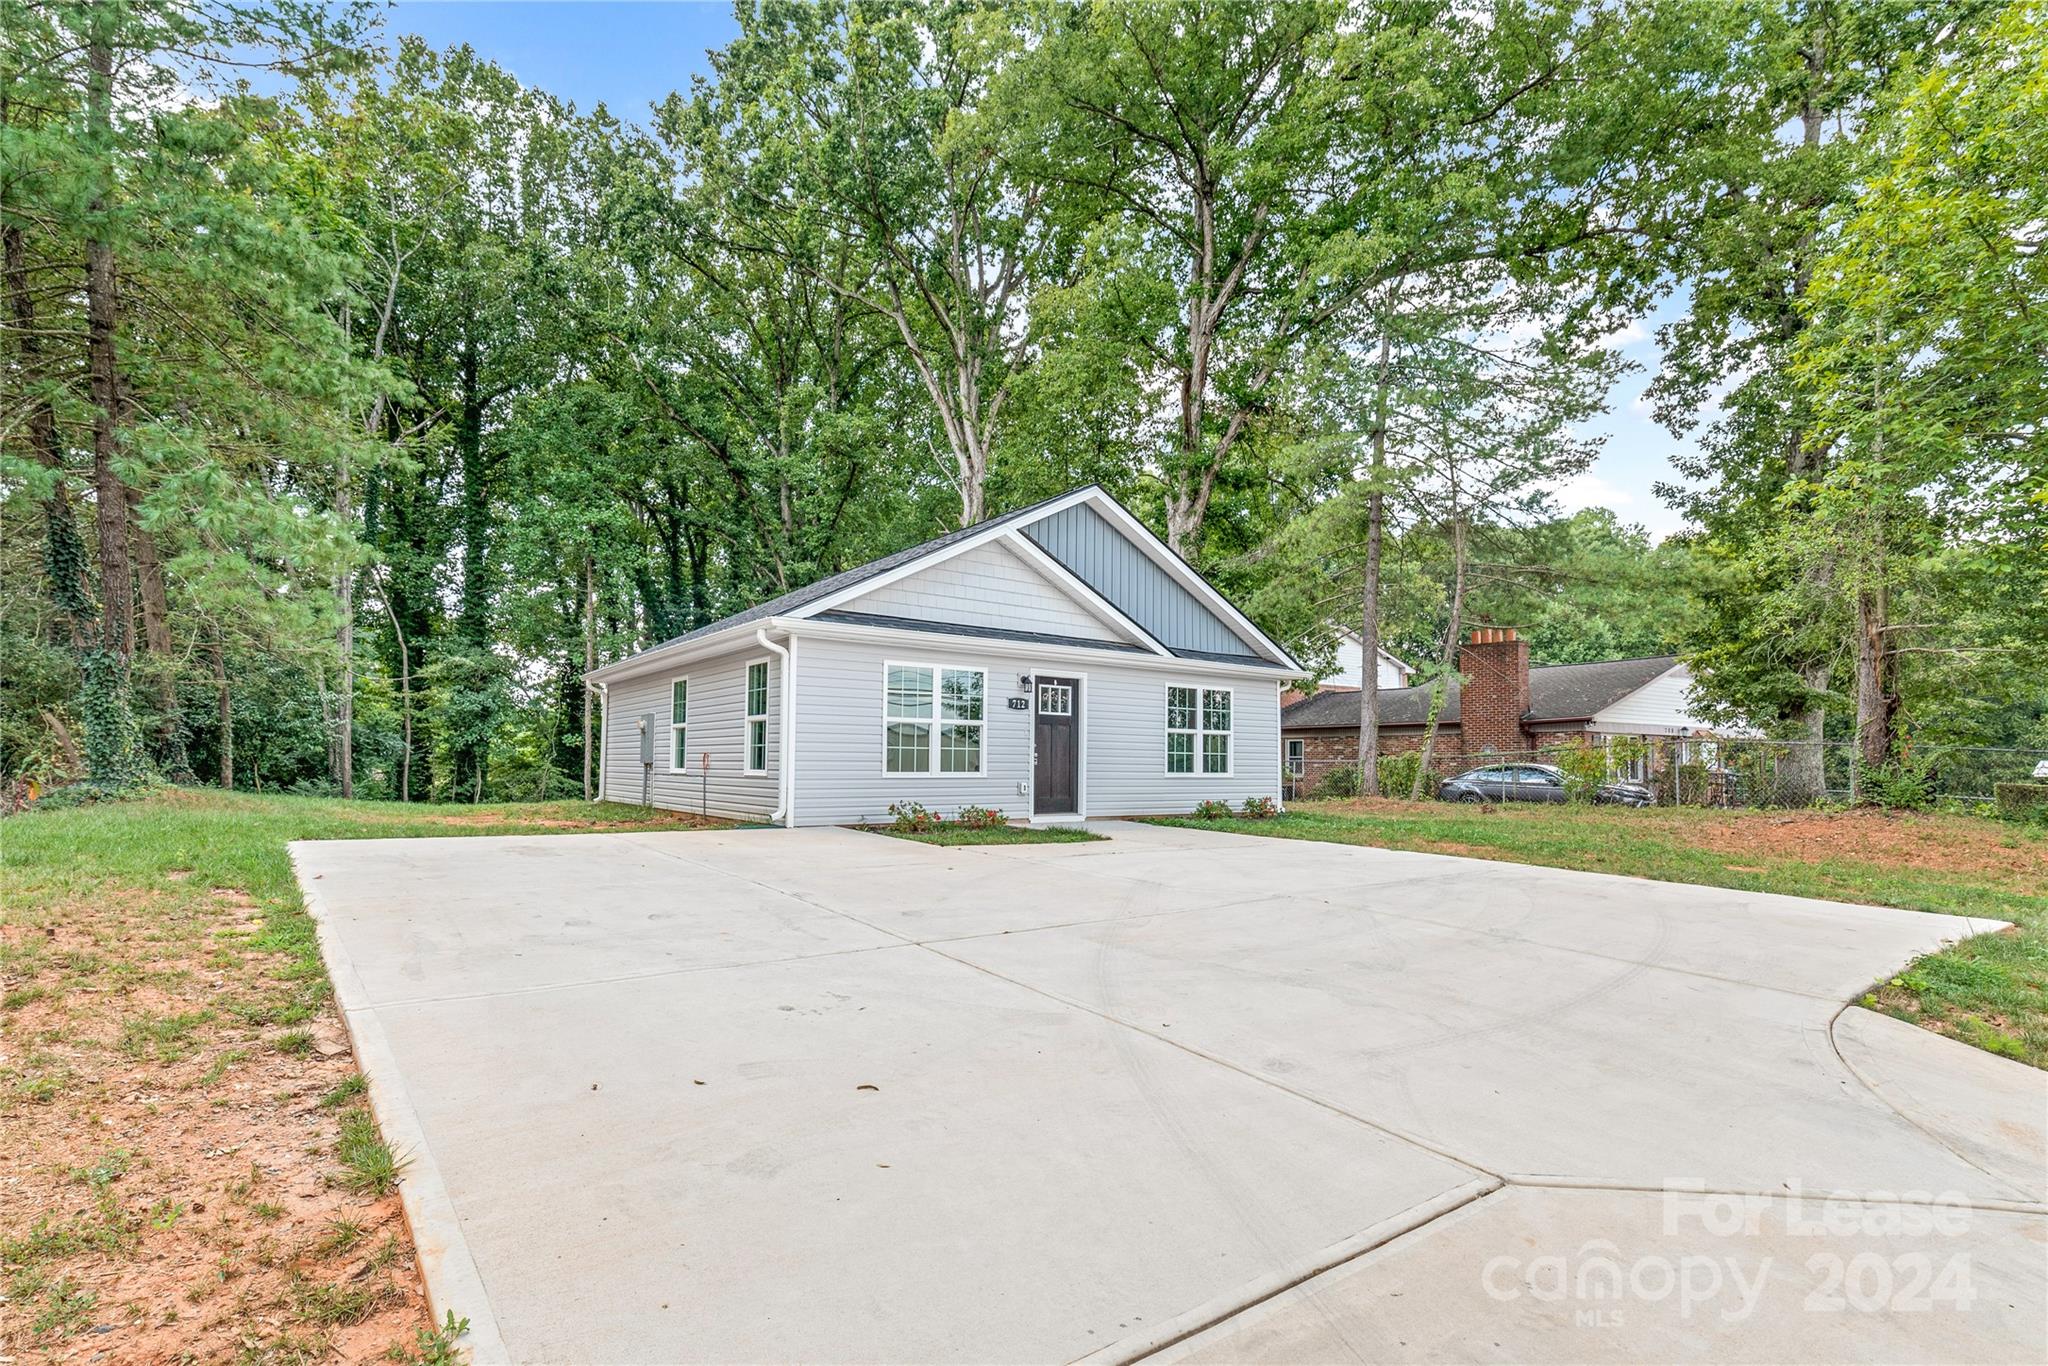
[1282,656,1679,730]
[621,488,1091,658]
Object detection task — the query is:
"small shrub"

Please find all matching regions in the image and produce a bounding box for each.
[1860,752,1935,810]
[1238,796,1277,820]
[1315,764,1361,799]
[953,805,1006,830]
[1375,751,1421,799]
[1191,799,1233,820]
[1547,741,1608,803]
[886,800,940,834]
[1993,782,2048,824]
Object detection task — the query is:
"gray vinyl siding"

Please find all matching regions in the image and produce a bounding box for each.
[1023,503,1264,658]
[843,538,1122,643]
[788,630,1281,825]
[599,643,780,819]
[1079,668,1282,817]
[789,634,1032,827]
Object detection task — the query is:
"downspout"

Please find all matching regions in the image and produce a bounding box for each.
[756,628,793,827]
[591,680,609,802]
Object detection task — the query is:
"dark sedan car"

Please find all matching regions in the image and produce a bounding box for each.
[1436,762,1652,807]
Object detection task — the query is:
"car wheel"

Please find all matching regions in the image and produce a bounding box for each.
[1456,790,1485,803]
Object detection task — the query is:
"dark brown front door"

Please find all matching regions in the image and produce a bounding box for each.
[1033,677,1079,814]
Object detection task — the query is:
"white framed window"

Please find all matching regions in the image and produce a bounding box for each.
[744,659,769,774]
[883,662,984,776]
[669,677,689,771]
[1037,681,1072,716]
[1166,684,1232,776]
[1286,738,1305,777]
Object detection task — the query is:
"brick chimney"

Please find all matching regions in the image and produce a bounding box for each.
[1459,627,1530,755]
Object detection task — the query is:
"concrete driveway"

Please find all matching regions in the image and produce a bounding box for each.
[293,822,2047,1364]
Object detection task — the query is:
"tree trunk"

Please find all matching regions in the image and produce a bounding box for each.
[378,581,413,803]
[212,633,232,789]
[1786,663,1829,804]
[1410,508,1467,800]
[1357,329,1393,796]
[582,550,596,800]
[454,337,490,800]
[1854,585,1893,777]
[4,220,95,648]
[81,33,142,786]
[126,484,191,779]
[336,455,354,799]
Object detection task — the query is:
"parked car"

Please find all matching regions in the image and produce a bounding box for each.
[1436,763,1652,807]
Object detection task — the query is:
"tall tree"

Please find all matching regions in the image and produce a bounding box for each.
[672,0,1066,528]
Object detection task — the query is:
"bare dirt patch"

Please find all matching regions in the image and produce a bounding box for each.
[1,884,432,1363]
[1686,808,2047,888]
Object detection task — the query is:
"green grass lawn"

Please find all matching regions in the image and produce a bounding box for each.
[864,822,1106,846]
[0,788,714,1361]
[1148,798,2048,1068]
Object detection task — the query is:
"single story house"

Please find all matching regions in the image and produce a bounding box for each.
[587,485,1302,826]
[1281,627,1729,780]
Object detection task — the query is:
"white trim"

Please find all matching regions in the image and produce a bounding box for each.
[754,630,791,824]
[1163,682,1234,778]
[1285,736,1305,777]
[592,681,609,801]
[880,659,988,779]
[777,616,1296,679]
[742,656,770,775]
[1027,666,1088,821]
[1001,531,1170,656]
[666,675,690,774]
[1275,678,1287,811]
[1074,490,1302,672]
[784,635,798,827]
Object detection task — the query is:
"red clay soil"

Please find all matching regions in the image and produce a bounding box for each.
[1,885,430,1363]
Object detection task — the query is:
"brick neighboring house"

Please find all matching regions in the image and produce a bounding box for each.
[1281,627,1726,783]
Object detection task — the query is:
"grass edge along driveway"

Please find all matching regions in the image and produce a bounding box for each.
[1145,799,2047,1069]
[0,787,719,1363]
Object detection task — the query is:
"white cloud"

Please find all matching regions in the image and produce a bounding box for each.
[1547,470,1636,511]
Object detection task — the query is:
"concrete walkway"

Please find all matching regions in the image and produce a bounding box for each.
[292,822,2047,1364]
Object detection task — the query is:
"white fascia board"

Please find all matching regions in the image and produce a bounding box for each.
[1074,490,1303,672]
[584,620,765,687]
[1001,531,1171,656]
[777,615,1300,679]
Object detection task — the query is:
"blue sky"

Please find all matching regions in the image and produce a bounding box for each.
[382,1,1703,540]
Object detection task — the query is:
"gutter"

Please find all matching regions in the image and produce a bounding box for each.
[755,628,793,827]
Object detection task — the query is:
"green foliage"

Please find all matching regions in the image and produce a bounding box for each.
[1995,784,2048,825]
[886,801,940,834]
[953,805,1007,831]
[1191,799,1234,821]
[1375,751,1421,801]
[1545,741,1611,804]
[1859,751,1937,811]
[1238,796,1278,820]
[1316,764,1362,799]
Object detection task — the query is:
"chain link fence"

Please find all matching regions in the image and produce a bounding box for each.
[1283,735,2048,810]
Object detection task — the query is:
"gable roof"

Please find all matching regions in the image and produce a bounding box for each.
[588,485,1301,683]
[1282,656,1679,730]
